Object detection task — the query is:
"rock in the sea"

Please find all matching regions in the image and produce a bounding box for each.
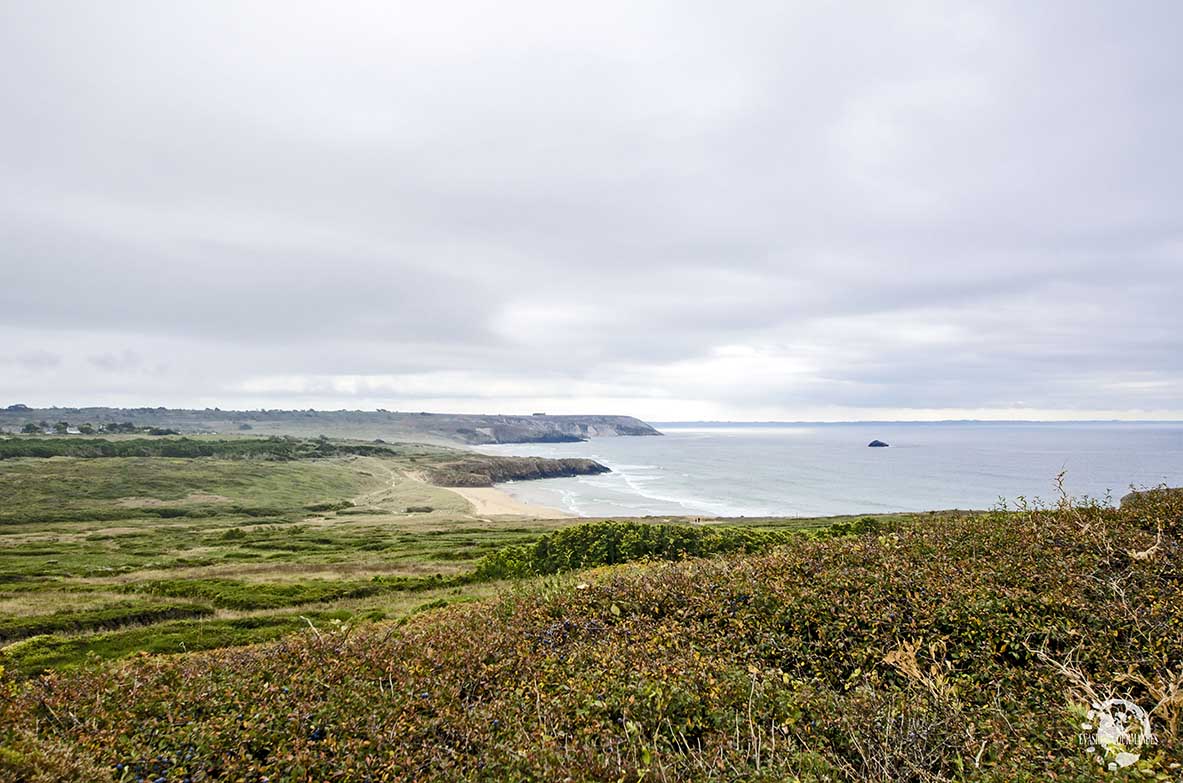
[867,439,889,448]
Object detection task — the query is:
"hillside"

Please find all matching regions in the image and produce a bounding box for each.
[3,491,1180,780]
[0,437,611,484]
[0,407,661,445]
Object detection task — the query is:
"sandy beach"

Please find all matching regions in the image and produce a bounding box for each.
[447,486,572,518]
[400,469,570,518]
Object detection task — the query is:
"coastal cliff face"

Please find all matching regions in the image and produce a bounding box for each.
[0,407,661,446]
[456,414,660,445]
[423,456,610,487]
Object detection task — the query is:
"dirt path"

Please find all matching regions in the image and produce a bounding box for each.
[349,458,403,508]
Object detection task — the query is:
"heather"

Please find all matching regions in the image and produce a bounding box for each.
[3,490,1180,781]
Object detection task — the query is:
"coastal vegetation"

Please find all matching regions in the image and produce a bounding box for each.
[2,435,1180,780]
[2,482,1180,780]
[470,519,846,579]
[0,436,415,461]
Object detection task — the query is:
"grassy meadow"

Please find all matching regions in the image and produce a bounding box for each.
[0,446,471,674]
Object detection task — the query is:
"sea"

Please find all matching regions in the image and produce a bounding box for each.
[476,422,1183,518]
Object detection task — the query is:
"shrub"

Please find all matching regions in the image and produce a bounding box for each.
[472,520,801,580]
[304,500,356,512]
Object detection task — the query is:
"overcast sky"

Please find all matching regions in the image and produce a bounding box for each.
[2,2,1180,421]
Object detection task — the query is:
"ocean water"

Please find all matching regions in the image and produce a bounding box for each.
[476,422,1183,518]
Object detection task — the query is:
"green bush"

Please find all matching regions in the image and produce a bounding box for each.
[472,521,802,580]
[304,500,356,512]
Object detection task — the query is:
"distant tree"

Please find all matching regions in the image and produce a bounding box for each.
[238,423,253,431]
[78,423,95,434]
[21,423,40,434]
[6,404,30,411]
[53,421,69,435]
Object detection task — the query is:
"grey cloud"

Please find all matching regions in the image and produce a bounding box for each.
[88,350,144,372]
[2,351,62,371]
[1,1,1180,417]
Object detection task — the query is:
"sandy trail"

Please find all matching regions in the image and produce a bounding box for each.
[349,458,403,507]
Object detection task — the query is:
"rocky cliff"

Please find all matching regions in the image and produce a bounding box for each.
[423,456,611,487]
[444,414,661,444]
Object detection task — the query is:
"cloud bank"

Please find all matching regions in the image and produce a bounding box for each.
[2,1,1180,420]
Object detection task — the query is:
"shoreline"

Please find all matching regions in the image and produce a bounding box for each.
[446,485,573,518]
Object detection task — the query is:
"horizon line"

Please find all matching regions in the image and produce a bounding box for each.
[652,419,1183,425]
[4,403,1183,426]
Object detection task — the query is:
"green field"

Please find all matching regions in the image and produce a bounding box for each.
[0,438,839,677]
